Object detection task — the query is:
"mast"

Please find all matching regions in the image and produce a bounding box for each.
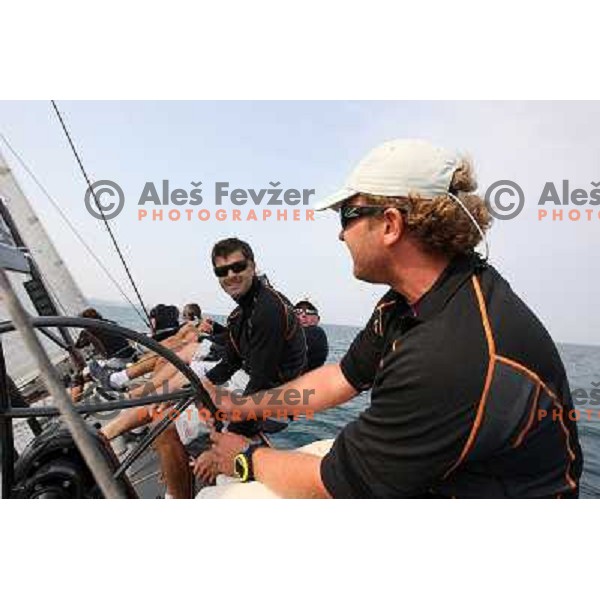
[0,149,87,317]
[0,148,86,380]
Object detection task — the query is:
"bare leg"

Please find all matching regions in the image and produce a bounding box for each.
[125,354,159,379]
[102,387,192,497]
[128,342,198,399]
[101,405,152,440]
[101,340,204,494]
[125,341,184,378]
[101,344,198,438]
[152,344,190,372]
[122,339,188,380]
[101,366,185,439]
[152,417,193,499]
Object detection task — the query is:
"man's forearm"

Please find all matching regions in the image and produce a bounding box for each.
[219,364,357,419]
[253,448,330,498]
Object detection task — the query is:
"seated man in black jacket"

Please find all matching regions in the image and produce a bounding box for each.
[103,238,307,498]
[181,238,307,495]
[203,239,307,407]
[294,300,329,372]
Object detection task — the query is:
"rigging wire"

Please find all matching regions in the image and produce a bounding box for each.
[0,131,149,328]
[50,101,152,328]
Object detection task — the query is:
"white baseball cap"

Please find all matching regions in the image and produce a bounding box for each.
[315,139,460,211]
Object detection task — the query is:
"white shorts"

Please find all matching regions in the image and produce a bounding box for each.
[190,339,213,366]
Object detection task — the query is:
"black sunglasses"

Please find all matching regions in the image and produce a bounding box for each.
[213,259,249,278]
[295,308,318,316]
[339,205,390,230]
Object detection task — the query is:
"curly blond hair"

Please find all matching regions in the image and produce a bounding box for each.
[360,160,492,257]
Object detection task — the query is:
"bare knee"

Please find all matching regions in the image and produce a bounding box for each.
[150,407,180,446]
[152,423,180,449]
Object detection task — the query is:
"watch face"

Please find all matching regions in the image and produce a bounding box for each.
[234,454,249,481]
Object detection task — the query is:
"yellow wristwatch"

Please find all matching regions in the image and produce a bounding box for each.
[233,443,260,482]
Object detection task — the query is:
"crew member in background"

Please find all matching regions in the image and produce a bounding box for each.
[149,304,180,341]
[75,307,136,362]
[294,300,329,372]
[70,307,137,402]
[89,302,223,391]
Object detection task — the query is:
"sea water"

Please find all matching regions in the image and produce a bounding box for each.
[94,301,600,499]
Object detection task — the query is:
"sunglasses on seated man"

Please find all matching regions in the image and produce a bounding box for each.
[294,307,318,316]
[213,259,249,278]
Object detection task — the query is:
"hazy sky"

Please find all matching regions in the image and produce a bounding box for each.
[0,101,598,346]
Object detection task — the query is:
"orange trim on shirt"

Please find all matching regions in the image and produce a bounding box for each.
[551,399,577,490]
[512,384,541,448]
[495,355,575,490]
[496,355,557,401]
[373,300,397,336]
[472,275,496,357]
[441,277,576,494]
[443,275,496,478]
[229,329,241,356]
[497,356,577,490]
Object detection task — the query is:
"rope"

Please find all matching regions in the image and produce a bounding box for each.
[0,131,149,328]
[49,101,152,328]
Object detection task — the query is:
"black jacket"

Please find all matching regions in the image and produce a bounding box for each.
[206,277,307,395]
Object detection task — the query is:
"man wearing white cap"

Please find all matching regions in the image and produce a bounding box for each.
[206,139,583,498]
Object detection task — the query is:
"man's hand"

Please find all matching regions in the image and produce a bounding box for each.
[191,449,219,485]
[198,319,213,334]
[209,431,251,477]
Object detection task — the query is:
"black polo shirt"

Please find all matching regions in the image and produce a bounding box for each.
[320,253,583,498]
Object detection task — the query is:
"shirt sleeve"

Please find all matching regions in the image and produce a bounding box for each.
[242,296,290,395]
[211,321,227,335]
[205,333,242,385]
[340,308,385,392]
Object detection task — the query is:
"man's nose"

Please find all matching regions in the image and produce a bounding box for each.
[338,229,345,242]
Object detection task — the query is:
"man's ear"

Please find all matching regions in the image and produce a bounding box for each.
[382,208,404,246]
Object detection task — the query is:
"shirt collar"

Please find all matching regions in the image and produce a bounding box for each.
[392,252,487,322]
[237,276,261,309]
